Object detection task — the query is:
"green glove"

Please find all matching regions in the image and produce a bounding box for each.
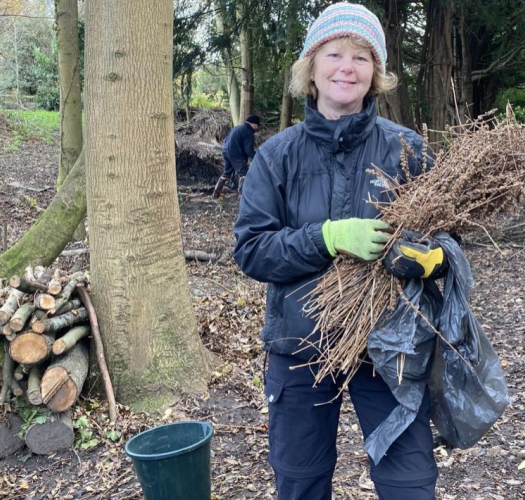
[322,218,392,261]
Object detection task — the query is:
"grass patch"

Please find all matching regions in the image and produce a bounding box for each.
[1,108,60,147]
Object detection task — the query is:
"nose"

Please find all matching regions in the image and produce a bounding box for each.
[339,57,355,74]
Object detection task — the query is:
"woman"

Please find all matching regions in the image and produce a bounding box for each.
[233,4,445,499]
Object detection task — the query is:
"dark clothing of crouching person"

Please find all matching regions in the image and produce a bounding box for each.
[213,114,260,197]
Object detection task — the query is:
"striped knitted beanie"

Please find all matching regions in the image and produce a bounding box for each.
[300,3,387,73]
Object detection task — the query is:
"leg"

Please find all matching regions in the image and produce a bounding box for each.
[213,155,235,198]
[349,361,437,499]
[265,353,341,500]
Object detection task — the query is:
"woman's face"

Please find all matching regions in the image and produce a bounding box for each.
[312,39,374,119]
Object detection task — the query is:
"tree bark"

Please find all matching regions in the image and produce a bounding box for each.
[84,0,212,408]
[41,343,88,412]
[27,366,43,405]
[0,289,25,325]
[53,325,90,355]
[32,308,87,334]
[54,298,82,315]
[238,2,254,123]
[279,66,293,131]
[0,415,24,459]
[215,1,241,126]
[377,0,414,129]
[9,275,47,294]
[0,340,14,404]
[56,0,83,189]
[25,411,74,455]
[9,302,35,332]
[0,150,86,280]
[415,0,454,144]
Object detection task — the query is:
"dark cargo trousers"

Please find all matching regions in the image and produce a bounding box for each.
[222,153,248,179]
[265,353,438,500]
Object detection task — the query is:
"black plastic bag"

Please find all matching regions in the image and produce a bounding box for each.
[428,234,509,449]
[365,233,508,464]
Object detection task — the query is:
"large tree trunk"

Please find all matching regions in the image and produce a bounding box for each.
[215,1,241,126]
[84,0,212,408]
[56,0,83,189]
[0,150,86,279]
[377,0,414,129]
[416,0,454,145]
[238,3,254,123]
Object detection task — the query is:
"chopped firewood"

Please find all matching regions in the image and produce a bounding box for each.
[0,415,24,459]
[29,309,47,327]
[32,308,87,334]
[53,325,90,356]
[34,293,56,311]
[0,289,25,326]
[9,302,35,332]
[50,276,88,315]
[27,366,43,405]
[9,276,47,294]
[47,279,62,296]
[14,364,29,382]
[54,299,82,316]
[41,343,89,412]
[10,379,23,397]
[9,331,56,365]
[0,340,14,404]
[25,411,74,455]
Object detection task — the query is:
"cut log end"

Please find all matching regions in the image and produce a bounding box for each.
[41,368,78,412]
[52,339,66,356]
[10,333,53,365]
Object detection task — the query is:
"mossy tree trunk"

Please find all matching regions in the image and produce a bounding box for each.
[56,0,85,241]
[0,150,86,280]
[84,0,212,409]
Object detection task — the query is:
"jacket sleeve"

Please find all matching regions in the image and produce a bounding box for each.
[233,146,332,284]
[243,129,256,160]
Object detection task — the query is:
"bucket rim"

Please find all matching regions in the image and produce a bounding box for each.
[124,420,214,461]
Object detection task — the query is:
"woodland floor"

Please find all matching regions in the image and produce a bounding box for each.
[0,127,524,500]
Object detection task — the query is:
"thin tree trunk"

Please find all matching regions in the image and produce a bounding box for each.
[85,0,212,408]
[238,3,254,123]
[0,150,86,280]
[56,0,83,189]
[215,2,241,126]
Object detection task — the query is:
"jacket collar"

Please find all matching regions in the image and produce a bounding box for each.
[303,96,377,153]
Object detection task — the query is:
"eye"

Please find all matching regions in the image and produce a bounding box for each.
[327,52,340,58]
[355,56,369,62]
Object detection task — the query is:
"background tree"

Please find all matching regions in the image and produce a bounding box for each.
[55,0,83,190]
[84,0,212,407]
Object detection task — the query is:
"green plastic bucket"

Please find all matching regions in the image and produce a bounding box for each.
[125,421,214,500]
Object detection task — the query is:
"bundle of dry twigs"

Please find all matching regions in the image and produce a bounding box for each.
[300,112,525,386]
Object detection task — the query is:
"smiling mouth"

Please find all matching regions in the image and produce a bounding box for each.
[332,80,357,86]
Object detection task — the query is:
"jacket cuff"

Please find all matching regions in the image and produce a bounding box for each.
[308,222,332,259]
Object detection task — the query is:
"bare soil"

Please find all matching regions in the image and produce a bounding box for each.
[0,127,524,500]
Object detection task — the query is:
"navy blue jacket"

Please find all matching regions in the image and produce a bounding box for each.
[222,122,256,166]
[233,97,428,359]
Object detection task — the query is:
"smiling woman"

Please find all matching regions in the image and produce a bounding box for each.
[233,3,439,500]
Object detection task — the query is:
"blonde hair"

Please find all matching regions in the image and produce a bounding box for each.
[289,36,398,99]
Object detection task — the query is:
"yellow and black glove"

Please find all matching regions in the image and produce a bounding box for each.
[383,230,447,279]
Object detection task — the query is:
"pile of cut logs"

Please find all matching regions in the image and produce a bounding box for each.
[0,266,91,455]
